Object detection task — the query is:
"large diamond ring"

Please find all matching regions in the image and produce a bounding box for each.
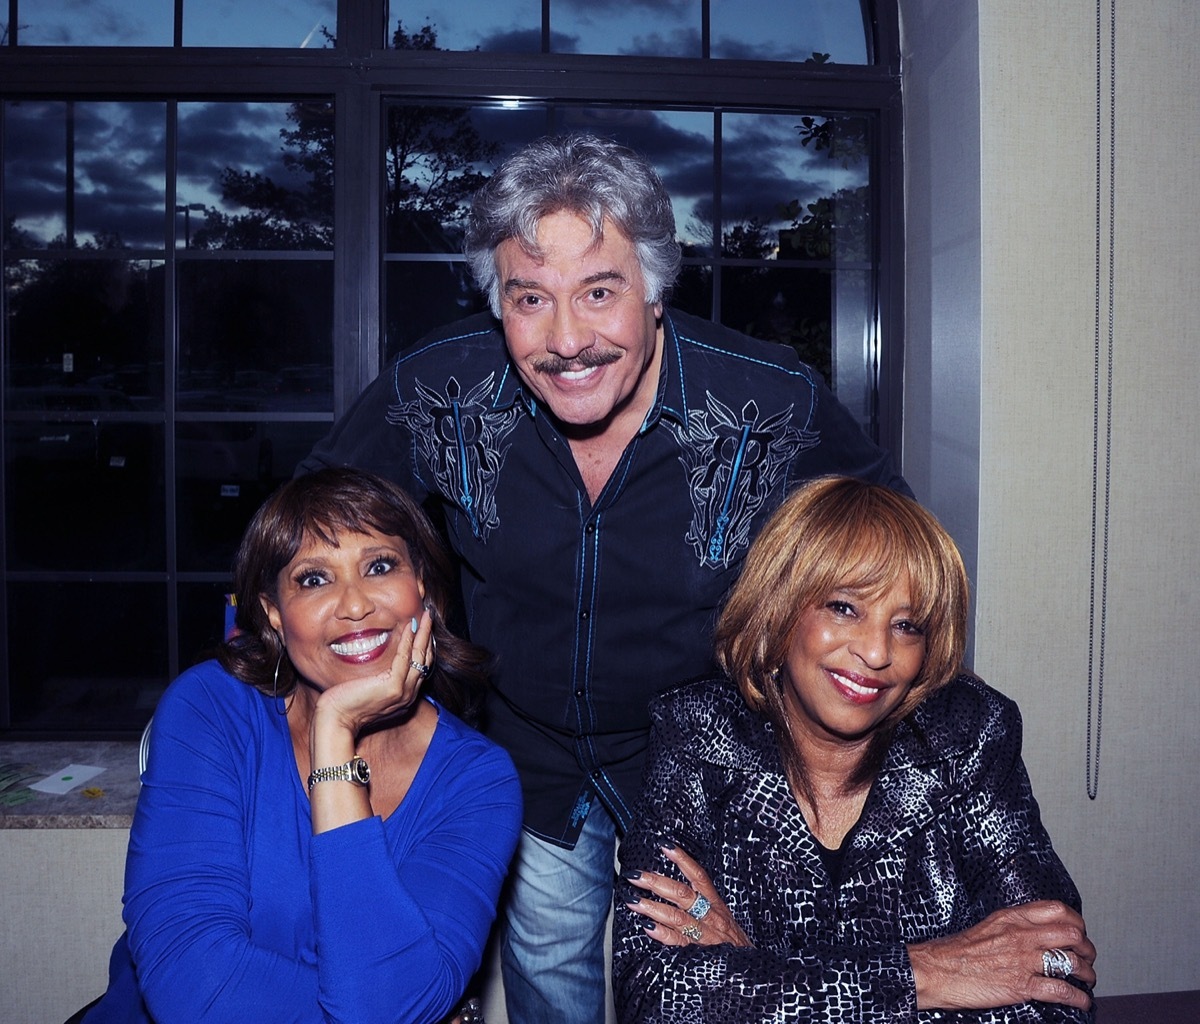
[686,893,712,920]
[410,659,431,678]
[680,923,703,942]
[1042,948,1074,979]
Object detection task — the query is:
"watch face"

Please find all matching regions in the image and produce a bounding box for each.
[351,758,371,785]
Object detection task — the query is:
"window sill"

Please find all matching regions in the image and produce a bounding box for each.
[0,740,140,829]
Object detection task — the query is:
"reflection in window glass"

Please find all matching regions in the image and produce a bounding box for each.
[670,264,714,322]
[179,582,241,669]
[176,421,327,572]
[384,102,504,254]
[385,262,488,360]
[386,1,869,60]
[6,421,165,572]
[711,0,868,64]
[721,112,870,265]
[721,266,833,383]
[177,101,334,251]
[388,2,540,53]
[15,0,173,46]
[8,582,167,733]
[183,0,336,48]
[551,0,699,57]
[5,259,166,404]
[177,261,334,412]
[3,101,167,250]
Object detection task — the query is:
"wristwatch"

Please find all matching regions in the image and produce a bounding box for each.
[307,756,370,790]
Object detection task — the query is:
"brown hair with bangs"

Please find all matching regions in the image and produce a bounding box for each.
[714,476,969,806]
[218,467,490,722]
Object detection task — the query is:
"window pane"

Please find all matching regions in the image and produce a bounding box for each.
[6,258,166,406]
[671,264,714,321]
[388,4,541,54]
[8,582,167,733]
[551,1,700,57]
[721,265,833,384]
[176,421,328,571]
[183,0,336,48]
[4,101,167,250]
[15,0,173,46]
[711,0,868,64]
[177,260,333,412]
[384,103,508,254]
[6,414,165,572]
[720,112,870,265]
[179,583,238,669]
[385,262,488,360]
[177,101,334,251]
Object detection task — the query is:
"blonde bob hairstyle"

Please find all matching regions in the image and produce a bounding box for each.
[715,476,969,731]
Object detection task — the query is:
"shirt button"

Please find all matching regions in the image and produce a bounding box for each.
[585,523,596,534]
[580,609,590,620]
[575,688,585,697]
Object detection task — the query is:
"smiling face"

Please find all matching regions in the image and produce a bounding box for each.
[780,577,927,753]
[260,527,425,692]
[496,210,664,441]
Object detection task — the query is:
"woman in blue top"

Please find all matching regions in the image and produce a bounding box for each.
[84,468,523,1024]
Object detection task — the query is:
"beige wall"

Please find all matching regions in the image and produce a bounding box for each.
[0,829,128,1023]
[905,0,1200,997]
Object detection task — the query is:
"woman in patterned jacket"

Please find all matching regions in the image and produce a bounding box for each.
[613,476,1095,1022]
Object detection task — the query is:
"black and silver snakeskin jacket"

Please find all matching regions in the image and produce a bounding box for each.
[612,674,1092,1023]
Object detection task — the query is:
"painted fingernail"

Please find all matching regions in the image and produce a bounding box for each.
[660,842,676,851]
[643,921,656,932]
[625,896,641,905]
[621,869,642,880]
[411,617,419,633]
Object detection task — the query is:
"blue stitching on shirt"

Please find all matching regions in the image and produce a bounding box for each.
[450,399,480,538]
[707,423,752,564]
[678,333,818,386]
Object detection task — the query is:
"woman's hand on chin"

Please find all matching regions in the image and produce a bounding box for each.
[907,899,1096,1013]
[314,609,433,737]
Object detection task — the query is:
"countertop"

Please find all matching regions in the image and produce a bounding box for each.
[0,740,141,828]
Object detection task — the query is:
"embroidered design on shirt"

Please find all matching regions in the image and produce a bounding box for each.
[389,373,520,540]
[669,392,816,567]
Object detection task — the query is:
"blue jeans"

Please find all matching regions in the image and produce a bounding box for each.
[501,802,616,1024]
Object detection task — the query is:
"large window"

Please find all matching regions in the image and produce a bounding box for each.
[0,0,901,734]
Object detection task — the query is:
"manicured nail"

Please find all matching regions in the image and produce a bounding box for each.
[621,869,642,880]
[625,896,641,906]
[660,841,676,851]
[643,921,656,932]
[411,617,419,633]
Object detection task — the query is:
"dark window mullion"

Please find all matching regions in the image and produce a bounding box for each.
[334,83,383,412]
[165,100,181,682]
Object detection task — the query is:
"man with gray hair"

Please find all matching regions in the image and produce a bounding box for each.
[301,132,907,1023]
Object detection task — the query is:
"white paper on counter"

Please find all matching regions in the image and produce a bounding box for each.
[28,764,106,794]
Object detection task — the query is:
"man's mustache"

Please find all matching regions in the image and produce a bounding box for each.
[533,349,622,374]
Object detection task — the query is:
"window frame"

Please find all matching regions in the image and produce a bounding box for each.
[0,1,902,734]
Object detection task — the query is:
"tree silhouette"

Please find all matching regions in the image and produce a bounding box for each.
[384,23,499,251]
[191,100,334,251]
[186,22,497,254]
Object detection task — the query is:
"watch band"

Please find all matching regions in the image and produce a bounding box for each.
[308,756,370,790]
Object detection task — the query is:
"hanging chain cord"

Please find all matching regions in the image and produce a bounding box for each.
[1087,0,1115,801]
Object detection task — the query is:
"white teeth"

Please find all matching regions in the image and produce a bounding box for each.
[559,367,597,381]
[331,632,389,656]
[832,671,879,696]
